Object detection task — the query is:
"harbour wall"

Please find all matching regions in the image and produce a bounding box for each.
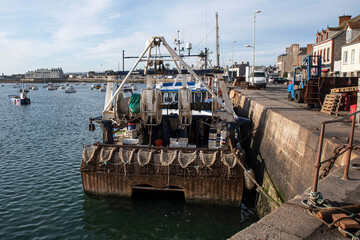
[231,89,357,216]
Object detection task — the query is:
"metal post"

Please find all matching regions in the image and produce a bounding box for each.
[343,115,356,180]
[215,12,219,67]
[312,122,326,193]
[205,48,208,70]
[252,14,255,85]
[252,10,261,85]
[122,50,125,71]
[232,41,236,82]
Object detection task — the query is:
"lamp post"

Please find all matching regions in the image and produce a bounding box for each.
[245,10,261,85]
[232,40,236,82]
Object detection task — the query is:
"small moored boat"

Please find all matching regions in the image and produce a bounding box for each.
[64,85,77,93]
[8,88,31,105]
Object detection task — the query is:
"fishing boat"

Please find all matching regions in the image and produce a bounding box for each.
[8,88,31,105]
[119,83,138,93]
[98,85,106,92]
[80,36,249,206]
[47,84,57,90]
[64,85,76,93]
[30,85,38,90]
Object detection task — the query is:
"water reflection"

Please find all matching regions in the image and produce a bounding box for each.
[82,191,257,240]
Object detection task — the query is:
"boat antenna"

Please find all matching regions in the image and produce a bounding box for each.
[216,12,220,67]
[205,0,208,50]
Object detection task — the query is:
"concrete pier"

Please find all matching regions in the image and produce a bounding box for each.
[230,84,360,239]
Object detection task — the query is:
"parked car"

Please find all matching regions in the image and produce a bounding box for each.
[273,77,288,84]
[268,76,275,83]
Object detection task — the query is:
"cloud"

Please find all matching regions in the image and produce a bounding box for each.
[50,0,114,42]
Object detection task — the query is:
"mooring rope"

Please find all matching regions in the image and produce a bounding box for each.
[228,139,281,207]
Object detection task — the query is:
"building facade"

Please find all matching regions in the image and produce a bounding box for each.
[313,15,360,76]
[340,21,360,76]
[276,44,307,79]
[25,68,65,79]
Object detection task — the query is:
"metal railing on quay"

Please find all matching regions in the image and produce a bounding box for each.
[312,110,360,196]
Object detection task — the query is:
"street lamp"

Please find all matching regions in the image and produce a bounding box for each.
[232,40,236,82]
[245,10,261,85]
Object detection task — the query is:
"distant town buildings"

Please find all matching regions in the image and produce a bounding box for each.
[276,44,310,79]
[276,14,360,78]
[227,62,250,80]
[25,68,64,79]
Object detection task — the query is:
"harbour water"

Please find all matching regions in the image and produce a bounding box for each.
[0,84,257,240]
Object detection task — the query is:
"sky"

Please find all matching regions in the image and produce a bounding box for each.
[0,0,359,75]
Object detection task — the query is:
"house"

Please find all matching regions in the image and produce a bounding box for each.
[227,61,250,79]
[340,20,360,76]
[276,44,308,79]
[313,15,360,76]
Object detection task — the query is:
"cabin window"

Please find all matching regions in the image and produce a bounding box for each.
[193,92,202,102]
[173,92,179,102]
[163,93,173,104]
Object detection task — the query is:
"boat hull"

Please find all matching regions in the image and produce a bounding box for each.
[80,144,244,206]
[8,95,31,105]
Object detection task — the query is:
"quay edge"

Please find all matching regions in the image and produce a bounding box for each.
[230,85,360,239]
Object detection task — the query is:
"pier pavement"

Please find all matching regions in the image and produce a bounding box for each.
[230,84,360,239]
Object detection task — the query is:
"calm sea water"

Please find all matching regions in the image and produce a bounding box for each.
[0,83,257,240]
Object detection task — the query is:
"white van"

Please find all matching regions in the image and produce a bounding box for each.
[245,66,267,88]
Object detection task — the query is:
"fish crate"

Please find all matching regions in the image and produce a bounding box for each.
[125,129,137,139]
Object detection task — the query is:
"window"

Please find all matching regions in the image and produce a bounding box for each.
[327,47,330,62]
[346,28,352,43]
[320,50,323,62]
[351,49,355,64]
[343,51,348,64]
[323,49,326,62]
[193,92,202,102]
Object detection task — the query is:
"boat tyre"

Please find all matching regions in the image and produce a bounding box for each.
[294,90,304,103]
[288,92,293,101]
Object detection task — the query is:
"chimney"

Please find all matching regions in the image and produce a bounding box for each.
[339,15,351,26]
[307,44,313,55]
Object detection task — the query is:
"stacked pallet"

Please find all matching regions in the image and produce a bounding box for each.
[321,94,342,115]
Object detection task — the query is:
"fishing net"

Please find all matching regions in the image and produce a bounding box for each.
[98,147,116,171]
[160,150,178,166]
[221,150,241,178]
[80,145,99,171]
[221,151,237,169]
[119,148,136,164]
[137,149,155,174]
[99,147,116,164]
[82,145,98,165]
[118,148,136,174]
[177,150,198,177]
[199,151,218,167]
[178,150,197,168]
[199,151,221,177]
[158,150,178,175]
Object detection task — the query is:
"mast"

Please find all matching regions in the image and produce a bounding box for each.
[216,12,220,67]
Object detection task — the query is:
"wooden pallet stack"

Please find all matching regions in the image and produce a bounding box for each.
[321,94,342,115]
[321,86,358,116]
